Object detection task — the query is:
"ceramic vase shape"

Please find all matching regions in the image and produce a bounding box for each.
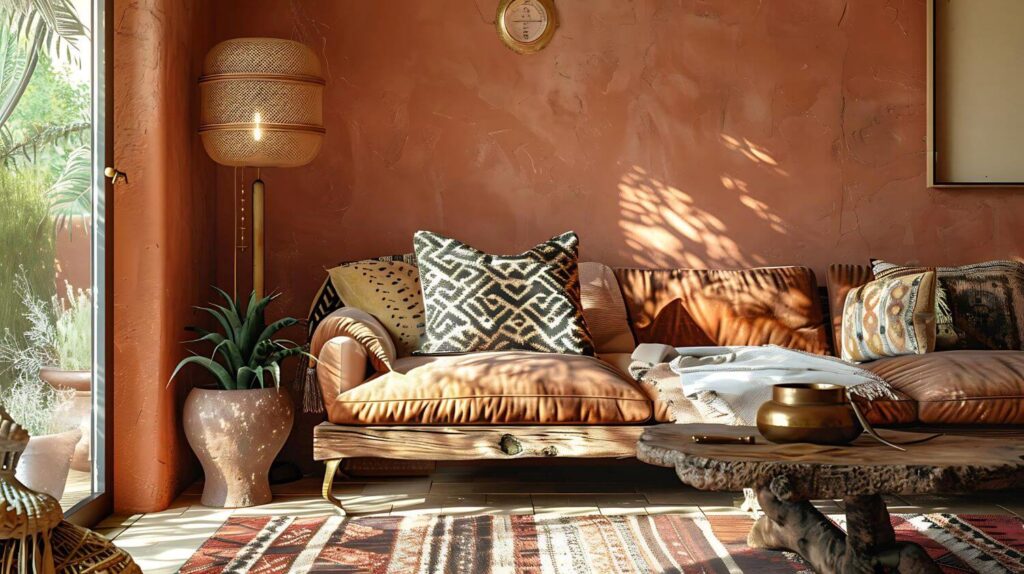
[40,367,93,472]
[184,386,293,508]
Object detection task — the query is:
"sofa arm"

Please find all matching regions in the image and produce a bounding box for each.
[310,308,397,406]
[317,336,370,409]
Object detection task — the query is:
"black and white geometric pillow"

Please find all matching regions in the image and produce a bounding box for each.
[413,230,595,355]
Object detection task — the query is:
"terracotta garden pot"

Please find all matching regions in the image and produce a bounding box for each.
[183,386,293,508]
[39,367,92,472]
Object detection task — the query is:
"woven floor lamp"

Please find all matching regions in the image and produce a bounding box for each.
[199,38,326,298]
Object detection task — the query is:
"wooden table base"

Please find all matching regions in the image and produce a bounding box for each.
[637,424,1024,573]
[748,485,940,574]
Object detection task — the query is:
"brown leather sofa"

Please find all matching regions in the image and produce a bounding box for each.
[311,262,1024,513]
[828,264,1024,426]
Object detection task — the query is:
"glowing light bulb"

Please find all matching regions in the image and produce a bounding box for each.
[252,112,263,142]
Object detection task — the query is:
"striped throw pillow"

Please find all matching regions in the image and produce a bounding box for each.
[841,271,937,363]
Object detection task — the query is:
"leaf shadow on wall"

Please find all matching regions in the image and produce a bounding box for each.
[616,134,793,270]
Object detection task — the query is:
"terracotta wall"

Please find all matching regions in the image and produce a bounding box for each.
[206,0,1024,286]
[202,0,1023,473]
[113,0,216,512]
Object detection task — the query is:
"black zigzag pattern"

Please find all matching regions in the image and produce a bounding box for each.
[414,231,594,355]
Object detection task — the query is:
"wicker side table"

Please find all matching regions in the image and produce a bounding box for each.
[0,407,140,574]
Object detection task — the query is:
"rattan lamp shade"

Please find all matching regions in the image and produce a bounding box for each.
[199,38,325,168]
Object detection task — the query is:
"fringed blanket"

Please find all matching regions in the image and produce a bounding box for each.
[629,344,900,426]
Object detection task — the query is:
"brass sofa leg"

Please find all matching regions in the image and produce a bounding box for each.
[322,458,347,515]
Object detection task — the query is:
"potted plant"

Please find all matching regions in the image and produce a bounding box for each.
[171,288,307,508]
[0,270,82,499]
[40,281,93,472]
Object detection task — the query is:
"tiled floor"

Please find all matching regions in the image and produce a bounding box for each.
[60,468,92,511]
[99,460,1024,574]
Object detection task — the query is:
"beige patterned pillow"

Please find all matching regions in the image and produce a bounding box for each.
[872,259,1024,350]
[328,261,424,357]
[841,271,937,363]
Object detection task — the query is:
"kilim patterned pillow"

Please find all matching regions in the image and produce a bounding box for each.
[413,230,595,355]
[872,259,1024,350]
[841,271,937,363]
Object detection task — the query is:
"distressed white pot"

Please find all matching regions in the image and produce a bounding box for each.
[39,367,93,472]
[183,386,293,508]
[16,428,83,499]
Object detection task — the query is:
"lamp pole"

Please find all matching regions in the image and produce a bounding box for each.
[252,178,265,298]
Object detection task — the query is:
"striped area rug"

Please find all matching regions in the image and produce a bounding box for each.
[179,513,1024,573]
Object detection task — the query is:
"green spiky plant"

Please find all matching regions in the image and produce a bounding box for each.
[171,288,310,391]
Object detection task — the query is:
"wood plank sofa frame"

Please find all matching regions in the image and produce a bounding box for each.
[314,423,647,514]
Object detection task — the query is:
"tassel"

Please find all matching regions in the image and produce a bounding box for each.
[293,352,310,392]
[302,367,324,414]
[293,351,324,414]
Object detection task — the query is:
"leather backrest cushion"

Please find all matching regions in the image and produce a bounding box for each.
[825,264,874,355]
[613,266,829,354]
[579,262,636,354]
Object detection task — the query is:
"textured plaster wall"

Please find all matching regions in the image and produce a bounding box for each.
[113,0,215,512]
[204,0,1023,474]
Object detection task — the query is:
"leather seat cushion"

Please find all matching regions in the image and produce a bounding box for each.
[598,353,672,423]
[326,351,653,425]
[865,351,1024,425]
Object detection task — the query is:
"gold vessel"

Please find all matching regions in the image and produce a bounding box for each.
[756,383,862,445]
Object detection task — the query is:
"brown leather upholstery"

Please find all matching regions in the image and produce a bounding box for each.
[849,390,918,426]
[318,336,371,410]
[613,266,829,354]
[325,351,653,425]
[310,308,396,371]
[864,351,1024,425]
[580,262,636,354]
[598,353,672,423]
[825,264,873,356]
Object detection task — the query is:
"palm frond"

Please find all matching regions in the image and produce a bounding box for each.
[0,17,41,128]
[0,119,89,166]
[0,0,89,56]
[0,18,28,107]
[46,143,91,231]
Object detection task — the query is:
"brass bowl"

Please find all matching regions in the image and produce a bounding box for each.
[756,383,863,445]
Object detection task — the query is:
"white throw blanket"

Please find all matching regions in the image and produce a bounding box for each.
[630,344,898,426]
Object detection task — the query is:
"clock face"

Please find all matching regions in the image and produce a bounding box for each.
[497,0,557,53]
[503,0,548,44]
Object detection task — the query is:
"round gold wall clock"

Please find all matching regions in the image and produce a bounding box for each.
[496,0,558,54]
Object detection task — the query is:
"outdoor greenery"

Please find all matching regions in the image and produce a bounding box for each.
[0,168,56,390]
[0,269,80,436]
[171,290,310,391]
[0,1,92,422]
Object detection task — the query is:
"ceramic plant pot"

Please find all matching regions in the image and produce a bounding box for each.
[184,386,293,508]
[40,367,93,472]
[16,428,83,499]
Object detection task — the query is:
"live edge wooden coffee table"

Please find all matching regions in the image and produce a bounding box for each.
[637,423,1024,574]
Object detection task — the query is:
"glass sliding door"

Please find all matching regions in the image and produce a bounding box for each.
[0,0,109,519]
